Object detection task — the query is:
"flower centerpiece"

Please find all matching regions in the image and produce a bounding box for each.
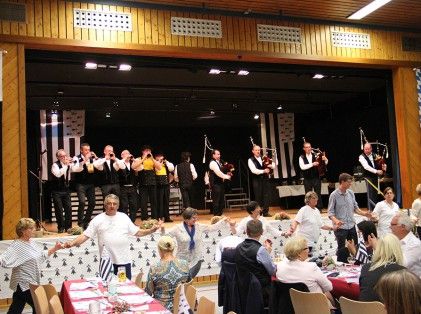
[273,211,291,220]
[139,219,158,230]
[322,256,336,270]
[111,300,130,313]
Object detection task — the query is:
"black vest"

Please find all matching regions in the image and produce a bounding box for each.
[118,161,137,186]
[301,153,318,179]
[73,154,96,185]
[101,159,119,185]
[235,238,270,290]
[209,159,223,186]
[250,157,265,179]
[52,161,70,191]
[176,162,193,187]
[361,153,378,178]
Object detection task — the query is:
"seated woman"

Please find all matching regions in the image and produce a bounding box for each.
[359,233,406,302]
[145,236,190,311]
[276,235,334,305]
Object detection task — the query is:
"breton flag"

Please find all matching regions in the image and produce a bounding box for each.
[416,69,421,128]
[259,112,296,179]
[40,110,85,180]
[99,246,113,282]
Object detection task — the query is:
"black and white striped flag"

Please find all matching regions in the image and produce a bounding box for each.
[259,112,296,179]
[99,246,113,282]
[40,110,85,180]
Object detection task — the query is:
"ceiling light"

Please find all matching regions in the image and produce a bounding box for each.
[119,64,132,71]
[210,110,215,115]
[97,64,107,69]
[277,105,283,110]
[85,62,97,69]
[313,74,324,79]
[253,113,259,120]
[238,70,249,76]
[209,69,222,75]
[348,0,392,20]
[105,112,111,118]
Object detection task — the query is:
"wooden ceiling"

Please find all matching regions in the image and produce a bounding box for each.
[132,0,421,30]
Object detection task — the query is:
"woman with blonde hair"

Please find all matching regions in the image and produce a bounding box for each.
[145,236,190,311]
[359,233,406,301]
[375,269,421,314]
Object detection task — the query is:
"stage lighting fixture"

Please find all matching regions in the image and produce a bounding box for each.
[277,105,283,110]
[105,112,111,118]
[313,74,324,79]
[85,62,98,70]
[253,113,259,120]
[119,64,132,71]
[238,70,249,76]
[209,69,222,74]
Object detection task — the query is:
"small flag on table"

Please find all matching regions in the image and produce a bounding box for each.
[99,246,113,282]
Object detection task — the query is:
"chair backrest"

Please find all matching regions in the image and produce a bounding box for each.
[135,271,143,288]
[172,283,182,314]
[197,296,215,314]
[42,283,58,301]
[185,284,197,310]
[48,294,64,314]
[269,281,309,314]
[29,284,49,314]
[339,296,386,314]
[289,288,330,314]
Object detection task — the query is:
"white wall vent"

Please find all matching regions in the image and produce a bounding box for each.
[171,17,222,38]
[257,24,301,43]
[73,9,132,31]
[331,31,371,49]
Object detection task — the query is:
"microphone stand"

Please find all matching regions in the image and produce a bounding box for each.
[29,152,48,234]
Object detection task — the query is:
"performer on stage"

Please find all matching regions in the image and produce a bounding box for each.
[248,145,275,217]
[155,153,175,222]
[95,145,121,200]
[51,149,79,233]
[299,141,328,210]
[133,146,161,220]
[117,150,138,222]
[174,152,198,209]
[209,149,231,216]
[73,143,99,229]
[359,143,386,211]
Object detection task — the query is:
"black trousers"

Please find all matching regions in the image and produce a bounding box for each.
[180,184,194,208]
[303,176,323,209]
[156,184,170,220]
[8,285,35,314]
[120,185,138,222]
[52,190,72,230]
[334,227,358,255]
[139,185,157,219]
[212,184,225,216]
[365,176,379,211]
[251,176,271,215]
[75,183,96,227]
[100,183,120,199]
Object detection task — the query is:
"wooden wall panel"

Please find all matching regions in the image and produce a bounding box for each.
[393,68,421,207]
[1,43,28,240]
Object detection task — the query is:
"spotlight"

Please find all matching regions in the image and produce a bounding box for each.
[85,62,98,70]
[118,64,132,71]
[253,113,259,120]
[210,110,215,115]
[209,69,222,75]
[312,74,324,79]
[238,70,249,76]
[277,105,283,110]
[105,112,111,118]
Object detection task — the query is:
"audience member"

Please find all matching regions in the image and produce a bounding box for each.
[411,183,421,238]
[212,216,243,265]
[372,187,400,238]
[341,220,377,264]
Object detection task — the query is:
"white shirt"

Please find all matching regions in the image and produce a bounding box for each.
[247,157,274,175]
[359,154,377,174]
[235,215,283,238]
[400,232,421,277]
[299,153,315,171]
[276,259,333,293]
[165,161,175,172]
[294,205,323,246]
[174,164,198,182]
[51,161,79,178]
[373,201,400,237]
[215,235,244,265]
[83,212,139,264]
[93,158,121,171]
[209,160,231,180]
[411,198,421,227]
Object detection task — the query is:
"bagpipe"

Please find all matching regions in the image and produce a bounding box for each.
[302,137,327,178]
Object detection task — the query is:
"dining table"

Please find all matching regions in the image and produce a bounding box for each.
[60,278,171,314]
[325,265,361,300]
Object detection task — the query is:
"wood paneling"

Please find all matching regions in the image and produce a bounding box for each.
[393,67,421,207]
[1,42,28,240]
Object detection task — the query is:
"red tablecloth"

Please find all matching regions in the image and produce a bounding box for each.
[61,279,170,314]
[328,276,360,300]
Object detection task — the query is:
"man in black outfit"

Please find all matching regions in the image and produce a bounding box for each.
[96,145,121,199]
[117,149,138,222]
[209,149,231,216]
[174,151,198,209]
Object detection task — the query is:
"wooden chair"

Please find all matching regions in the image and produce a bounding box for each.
[42,283,58,301]
[185,284,197,310]
[172,283,183,314]
[339,296,387,314]
[29,284,49,314]
[289,288,330,314]
[135,271,144,288]
[48,294,64,314]
[197,296,215,314]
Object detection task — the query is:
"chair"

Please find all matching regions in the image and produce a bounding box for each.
[339,296,386,314]
[135,271,144,288]
[29,284,49,314]
[42,283,58,301]
[269,281,309,314]
[197,296,216,314]
[185,284,197,310]
[289,288,331,314]
[48,294,64,314]
[172,283,182,314]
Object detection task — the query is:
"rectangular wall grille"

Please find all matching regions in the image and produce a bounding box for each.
[0,2,26,23]
[331,31,371,49]
[73,9,132,31]
[257,24,301,43]
[402,36,421,52]
[171,17,222,38]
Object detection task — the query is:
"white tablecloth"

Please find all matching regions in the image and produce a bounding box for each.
[276,181,367,198]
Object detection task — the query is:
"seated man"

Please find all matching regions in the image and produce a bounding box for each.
[234,219,276,306]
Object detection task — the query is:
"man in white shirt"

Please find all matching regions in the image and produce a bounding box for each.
[299,141,328,211]
[64,194,162,280]
[390,212,421,277]
[358,143,386,211]
[209,149,231,216]
[248,145,275,217]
